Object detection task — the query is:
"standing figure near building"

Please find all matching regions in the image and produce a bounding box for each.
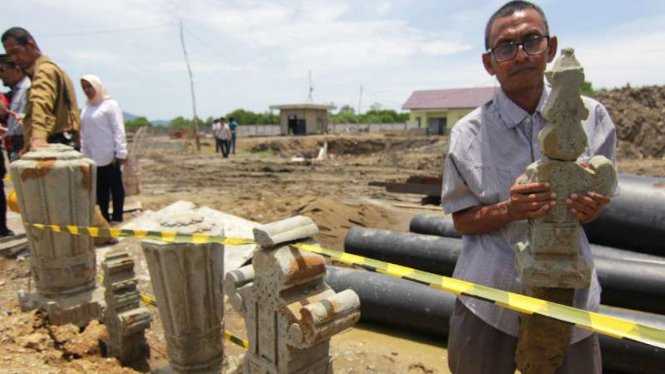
[228,116,239,155]
[0,54,30,161]
[211,118,221,154]
[441,1,616,373]
[218,117,231,159]
[2,27,80,153]
[80,75,127,224]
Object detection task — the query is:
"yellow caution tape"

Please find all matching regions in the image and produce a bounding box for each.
[25,223,255,246]
[292,243,665,350]
[30,223,665,350]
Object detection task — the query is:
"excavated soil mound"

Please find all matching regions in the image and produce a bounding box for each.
[596,85,665,159]
[249,134,441,158]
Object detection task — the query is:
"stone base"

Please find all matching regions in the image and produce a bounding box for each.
[18,287,105,327]
[244,354,332,374]
[516,287,575,374]
[516,243,590,289]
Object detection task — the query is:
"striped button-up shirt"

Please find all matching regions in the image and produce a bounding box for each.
[442,87,617,343]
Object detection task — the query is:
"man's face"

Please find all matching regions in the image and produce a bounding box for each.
[2,37,38,70]
[0,62,23,88]
[482,9,557,95]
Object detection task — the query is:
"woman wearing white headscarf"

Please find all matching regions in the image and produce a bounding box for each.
[80,75,127,224]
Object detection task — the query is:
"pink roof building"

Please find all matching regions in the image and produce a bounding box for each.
[402,87,495,134]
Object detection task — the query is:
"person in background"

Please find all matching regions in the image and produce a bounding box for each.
[228,116,239,155]
[212,118,221,154]
[80,75,127,224]
[219,117,231,158]
[0,93,13,236]
[2,27,79,153]
[0,53,30,161]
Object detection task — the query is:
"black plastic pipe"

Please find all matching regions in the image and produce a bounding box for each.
[583,174,665,256]
[344,227,665,314]
[325,266,665,374]
[409,214,665,265]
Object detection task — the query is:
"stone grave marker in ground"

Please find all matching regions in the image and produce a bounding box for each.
[11,145,104,327]
[226,216,361,374]
[515,48,617,374]
[142,212,225,374]
[102,249,151,366]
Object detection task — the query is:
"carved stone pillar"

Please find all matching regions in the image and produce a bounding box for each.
[142,213,225,374]
[11,144,102,327]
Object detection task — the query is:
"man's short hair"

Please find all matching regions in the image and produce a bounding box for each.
[1,27,35,46]
[0,54,17,67]
[484,1,549,50]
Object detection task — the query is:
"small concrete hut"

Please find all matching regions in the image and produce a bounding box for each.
[269,103,336,135]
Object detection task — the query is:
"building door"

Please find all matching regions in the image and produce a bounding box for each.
[288,115,298,135]
[296,119,307,135]
[428,117,447,135]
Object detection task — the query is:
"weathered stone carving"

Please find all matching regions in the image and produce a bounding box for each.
[11,144,103,327]
[515,48,617,374]
[226,216,361,374]
[142,212,225,374]
[102,250,151,365]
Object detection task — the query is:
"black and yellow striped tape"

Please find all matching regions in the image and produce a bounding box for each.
[293,243,665,350]
[29,223,665,350]
[28,223,254,246]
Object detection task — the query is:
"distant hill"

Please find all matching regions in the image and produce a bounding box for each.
[151,120,170,126]
[123,112,138,121]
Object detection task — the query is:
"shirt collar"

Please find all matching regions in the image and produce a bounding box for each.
[493,85,549,129]
[14,76,29,90]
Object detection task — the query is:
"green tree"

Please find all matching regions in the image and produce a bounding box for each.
[125,116,153,129]
[581,81,597,97]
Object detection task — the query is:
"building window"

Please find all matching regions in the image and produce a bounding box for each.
[416,117,421,128]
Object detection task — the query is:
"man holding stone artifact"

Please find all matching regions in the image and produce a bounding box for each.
[441,1,616,373]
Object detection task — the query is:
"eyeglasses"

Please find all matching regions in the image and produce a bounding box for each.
[488,35,550,62]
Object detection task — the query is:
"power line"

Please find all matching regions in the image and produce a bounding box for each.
[182,27,240,66]
[35,23,176,38]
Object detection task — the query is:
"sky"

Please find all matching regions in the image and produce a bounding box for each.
[2,0,665,122]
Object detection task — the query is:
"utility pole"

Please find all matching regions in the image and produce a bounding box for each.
[358,84,363,116]
[179,20,201,151]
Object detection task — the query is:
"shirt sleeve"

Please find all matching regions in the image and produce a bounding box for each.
[441,143,481,214]
[593,103,619,196]
[106,101,128,159]
[28,64,59,140]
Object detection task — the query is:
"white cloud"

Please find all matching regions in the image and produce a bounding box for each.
[573,29,665,88]
[421,41,473,56]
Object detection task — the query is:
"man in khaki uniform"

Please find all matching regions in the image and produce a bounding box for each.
[2,27,79,154]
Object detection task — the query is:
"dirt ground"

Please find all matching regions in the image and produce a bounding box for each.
[0,131,663,373]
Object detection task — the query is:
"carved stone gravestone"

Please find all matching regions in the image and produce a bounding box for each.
[515,48,617,374]
[226,216,361,374]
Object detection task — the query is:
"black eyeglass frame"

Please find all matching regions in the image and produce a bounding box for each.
[487,35,550,62]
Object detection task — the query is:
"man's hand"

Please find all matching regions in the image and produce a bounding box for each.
[30,138,49,150]
[506,181,556,220]
[566,191,610,224]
